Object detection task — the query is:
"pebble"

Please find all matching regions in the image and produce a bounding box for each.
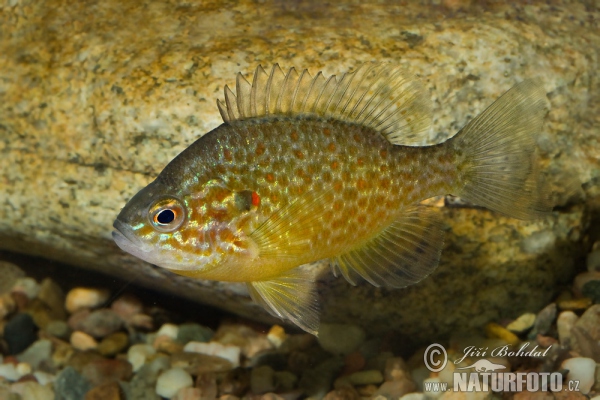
[484,322,520,346]
[45,320,70,339]
[299,357,344,398]
[54,366,92,400]
[84,381,124,400]
[384,357,411,381]
[0,262,26,294]
[25,298,53,329]
[172,387,203,400]
[530,303,557,339]
[98,331,129,356]
[177,323,214,344]
[274,371,297,391]
[9,381,54,400]
[156,323,179,339]
[4,313,38,355]
[219,368,250,396]
[582,281,600,304]
[184,341,241,367]
[400,394,425,400]
[0,362,20,381]
[317,324,366,355]
[17,339,52,369]
[110,294,143,320]
[586,247,600,272]
[506,313,536,333]
[11,278,40,300]
[557,298,593,311]
[37,278,67,320]
[0,294,16,320]
[76,308,123,338]
[561,357,596,394]
[557,311,578,346]
[52,341,76,368]
[128,355,170,399]
[128,313,154,330]
[171,352,235,375]
[341,351,365,376]
[32,371,55,386]
[70,331,98,351]
[65,287,110,314]
[153,335,184,354]
[347,370,383,386]
[373,379,416,399]
[573,304,600,340]
[251,365,276,394]
[127,344,157,372]
[324,387,360,400]
[155,368,193,398]
[195,372,218,399]
[267,325,286,348]
[81,358,133,386]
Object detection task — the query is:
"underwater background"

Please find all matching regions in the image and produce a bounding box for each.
[0,0,598,399]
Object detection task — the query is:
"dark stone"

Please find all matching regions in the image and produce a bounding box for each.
[3,313,37,355]
[54,366,92,400]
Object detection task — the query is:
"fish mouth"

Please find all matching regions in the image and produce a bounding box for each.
[112,219,152,253]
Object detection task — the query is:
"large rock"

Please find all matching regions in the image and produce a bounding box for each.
[0,0,597,344]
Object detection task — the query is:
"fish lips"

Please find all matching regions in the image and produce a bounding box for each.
[112,219,152,254]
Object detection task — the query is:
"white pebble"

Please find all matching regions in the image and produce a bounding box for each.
[0,363,20,381]
[33,371,55,386]
[11,277,40,299]
[400,394,425,400]
[127,344,157,372]
[70,331,98,351]
[156,367,193,398]
[561,357,596,394]
[65,287,110,313]
[10,381,54,400]
[16,362,31,376]
[557,311,578,346]
[156,323,180,339]
[184,341,241,367]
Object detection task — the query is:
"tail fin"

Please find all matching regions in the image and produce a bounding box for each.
[451,79,552,220]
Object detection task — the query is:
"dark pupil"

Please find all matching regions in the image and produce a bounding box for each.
[157,209,175,224]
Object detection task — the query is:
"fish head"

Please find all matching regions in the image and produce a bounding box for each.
[112,178,260,277]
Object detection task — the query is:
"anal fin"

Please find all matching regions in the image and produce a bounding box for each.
[333,206,444,288]
[247,267,320,335]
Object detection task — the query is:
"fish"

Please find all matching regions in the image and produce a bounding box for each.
[112,63,550,335]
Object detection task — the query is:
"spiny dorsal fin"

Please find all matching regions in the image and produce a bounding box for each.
[217,63,433,146]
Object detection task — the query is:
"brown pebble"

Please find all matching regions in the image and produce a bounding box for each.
[195,372,218,399]
[384,357,411,381]
[65,287,110,314]
[70,331,98,351]
[355,384,378,397]
[341,351,365,376]
[485,322,520,346]
[10,291,29,312]
[25,298,53,329]
[66,351,105,373]
[536,334,558,348]
[85,381,124,400]
[98,332,129,357]
[324,386,360,400]
[172,352,234,375]
[81,358,133,386]
[128,313,154,330]
[37,278,67,321]
[218,368,250,396]
[111,294,143,320]
[513,391,554,400]
[16,373,38,383]
[153,335,184,354]
[558,298,593,311]
[0,294,16,319]
[68,309,91,331]
[52,340,76,367]
[553,389,588,400]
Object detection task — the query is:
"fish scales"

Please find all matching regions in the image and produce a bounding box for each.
[113,63,551,334]
[160,117,457,281]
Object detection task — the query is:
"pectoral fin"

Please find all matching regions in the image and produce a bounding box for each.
[332,205,445,288]
[247,267,320,335]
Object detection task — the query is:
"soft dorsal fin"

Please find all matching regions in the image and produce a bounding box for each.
[217,63,433,146]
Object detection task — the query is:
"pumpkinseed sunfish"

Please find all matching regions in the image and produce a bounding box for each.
[113,63,550,334]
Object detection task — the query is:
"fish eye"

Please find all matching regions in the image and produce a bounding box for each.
[148,197,185,232]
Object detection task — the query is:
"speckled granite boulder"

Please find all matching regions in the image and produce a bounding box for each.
[0,0,597,343]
